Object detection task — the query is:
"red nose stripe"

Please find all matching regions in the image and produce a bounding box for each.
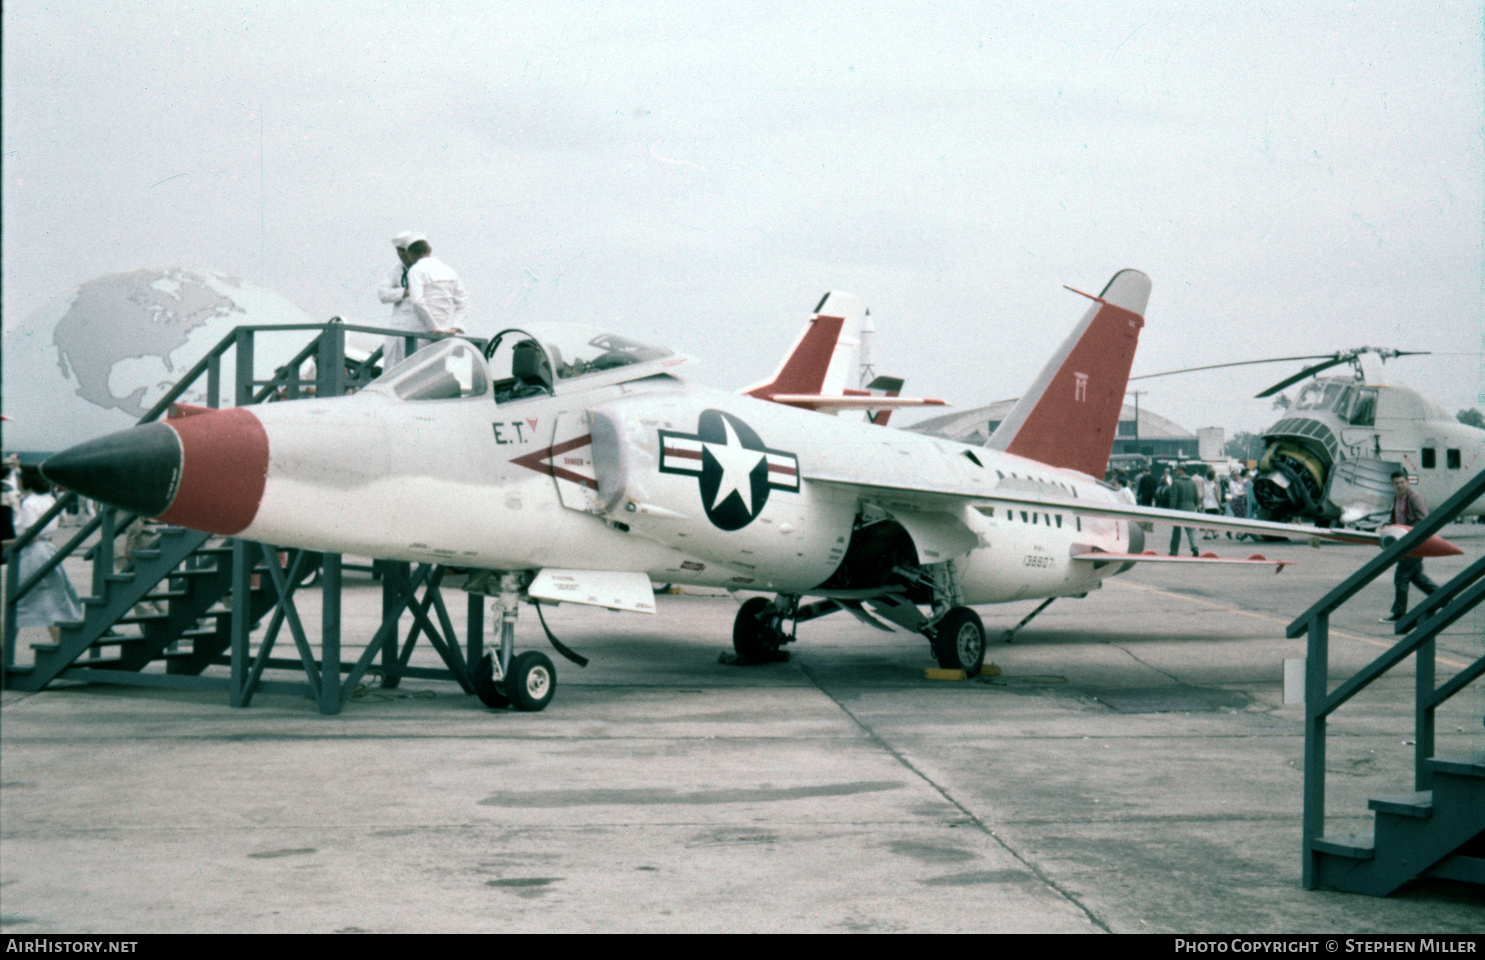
[158,408,269,535]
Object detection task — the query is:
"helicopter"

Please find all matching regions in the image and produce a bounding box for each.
[1131,348,1483,527]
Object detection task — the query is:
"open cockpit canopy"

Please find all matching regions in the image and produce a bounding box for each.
[367,325,689,404]
[483,324,689,401]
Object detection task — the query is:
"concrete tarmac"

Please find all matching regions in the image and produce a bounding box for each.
[2,525,1482,933]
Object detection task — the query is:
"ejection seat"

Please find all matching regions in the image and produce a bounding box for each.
[500,339,554,402]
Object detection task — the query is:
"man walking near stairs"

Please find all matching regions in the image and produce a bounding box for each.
[1381,470,1437,623]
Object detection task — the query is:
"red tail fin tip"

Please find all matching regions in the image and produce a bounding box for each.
[990,269,1150,478]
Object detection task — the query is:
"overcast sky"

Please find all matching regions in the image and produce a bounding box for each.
[5,1,1481,437]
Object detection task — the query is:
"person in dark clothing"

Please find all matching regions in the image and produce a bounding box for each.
[1136,468,1159,507]
[1167,468,1200,556]
[1382,470,1438,623]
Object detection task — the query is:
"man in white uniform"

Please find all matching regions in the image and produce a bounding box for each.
[377,230,425,369]
[404,237,469,344]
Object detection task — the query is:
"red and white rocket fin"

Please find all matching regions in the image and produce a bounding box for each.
[744,292,864,406]
[988,270,1150,478]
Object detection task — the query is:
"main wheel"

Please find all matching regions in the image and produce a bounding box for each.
[732,596,784,663]
[929,607,986,676]
[508,650,556,712]
[474,653,511,709]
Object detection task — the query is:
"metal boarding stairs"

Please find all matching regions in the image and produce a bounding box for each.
[3,323,490,714]
[1289,468,1485,895]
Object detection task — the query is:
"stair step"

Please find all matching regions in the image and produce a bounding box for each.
[1313,832,1375,860]
[5,664,35,676]
[1426,753,1485,779]
[115,613,170,625]
[89,635,146,647]
[59,655,126,668]
[1368,791,1432,818]
[104,573,137,583]
[130,549,162,561]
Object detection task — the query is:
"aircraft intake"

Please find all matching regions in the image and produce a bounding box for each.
[41,407,269,536]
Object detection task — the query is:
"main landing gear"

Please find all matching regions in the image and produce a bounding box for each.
[926,606,986,676]
[731,588,989,678]
[473,571,557,712]
[732,595,793,663]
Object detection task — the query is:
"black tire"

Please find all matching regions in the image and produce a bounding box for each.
[733,596,783,662]
[508,650,556,712]
[929,607,986,676]
[474,653,511,709]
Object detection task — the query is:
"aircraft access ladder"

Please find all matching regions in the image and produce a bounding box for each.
[3,322,491,714]
[1291,468,1485,895]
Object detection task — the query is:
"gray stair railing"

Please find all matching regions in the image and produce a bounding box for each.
[1287,469,1485,891]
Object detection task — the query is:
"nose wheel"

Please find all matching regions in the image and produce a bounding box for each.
[475,649,557,712]
[927,606,986,676]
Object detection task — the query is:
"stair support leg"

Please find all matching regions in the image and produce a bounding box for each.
[319,553,342,715]
[1415,637,1435,791]
[230,539,253,707]
[1302,613,1329,890]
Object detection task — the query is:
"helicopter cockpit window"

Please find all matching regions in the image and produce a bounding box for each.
[1294,381,1346,412]
[1348,388,1377,426]
[380,340,489,401]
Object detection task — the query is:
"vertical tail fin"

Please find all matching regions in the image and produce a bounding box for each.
[743,292,865,403]
[987,269,1150,478]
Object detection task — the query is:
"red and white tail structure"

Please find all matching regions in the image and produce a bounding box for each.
[987,269,1150,478]
[746,292,946,419]
[744,291,864,404]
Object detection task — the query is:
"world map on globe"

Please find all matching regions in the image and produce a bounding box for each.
[51,269,247,419]
[3,267,326,454]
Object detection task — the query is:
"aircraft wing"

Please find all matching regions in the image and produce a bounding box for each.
[807,471,1463,558]
[803,472,1386,547]
[1069,550,1295,571]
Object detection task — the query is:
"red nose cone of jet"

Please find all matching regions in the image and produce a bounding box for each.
[42,407,269,536]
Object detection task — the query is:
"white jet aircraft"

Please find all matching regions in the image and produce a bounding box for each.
[44,270,1458,711]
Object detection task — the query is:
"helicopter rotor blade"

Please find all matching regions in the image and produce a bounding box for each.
[1255,356,1353,398]
[1129,355,1337,382]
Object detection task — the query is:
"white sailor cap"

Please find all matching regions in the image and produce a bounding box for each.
[391,230,427,249]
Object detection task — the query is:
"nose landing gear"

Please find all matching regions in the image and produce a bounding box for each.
[472,571,558,712]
